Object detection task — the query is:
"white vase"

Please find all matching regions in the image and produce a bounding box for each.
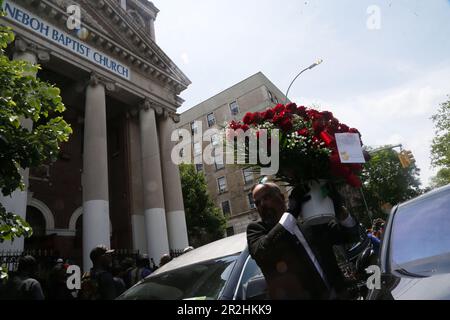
[300,180,335,225]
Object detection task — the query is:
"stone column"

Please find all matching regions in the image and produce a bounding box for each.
[0,38,49,252]
[149,17,156,41]
[139,99,170,262]
[158,113,189,251]
[82,73,112,271]
[127,112,147,254]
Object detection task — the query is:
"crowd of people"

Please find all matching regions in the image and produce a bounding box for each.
[1,179,384,300]
[0,245,182,300]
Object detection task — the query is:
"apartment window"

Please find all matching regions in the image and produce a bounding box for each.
[217,176,227,193]
[221,200,231,216]
[215,160,224,171]
[226,227,235,237]
[243,168,254,185]
[230,101,239,116]
[207,112,216,127]
[248,193,256,209]
[190,121,198,135]
[196,163,203,172]
[214,148,224,170]
[193,142,202,156]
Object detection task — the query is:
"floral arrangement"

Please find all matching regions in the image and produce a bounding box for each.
[227,102,364,188]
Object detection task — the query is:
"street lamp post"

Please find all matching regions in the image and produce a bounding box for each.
[284,59,323,103]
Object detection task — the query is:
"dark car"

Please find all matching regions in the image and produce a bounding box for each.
[367,184,450,300]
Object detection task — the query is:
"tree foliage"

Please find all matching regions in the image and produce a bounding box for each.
[179,164,226,248]
[360,147,421,218]
[430,168,450,189]
[430,96,450,187]
[1,0,72,277]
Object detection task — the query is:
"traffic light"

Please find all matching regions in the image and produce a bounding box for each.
[398,150,415,168]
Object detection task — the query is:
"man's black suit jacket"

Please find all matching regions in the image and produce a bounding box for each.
[247,217,360,299]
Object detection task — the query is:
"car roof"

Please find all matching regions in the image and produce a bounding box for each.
[396,183,450,211]
[152,232,248,275]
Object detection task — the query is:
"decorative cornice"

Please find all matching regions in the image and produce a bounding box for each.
[139,98,163,116]
[39,0,190,90]
[88,72,116,91]
[14,37,50,62]
[169,112,181,123]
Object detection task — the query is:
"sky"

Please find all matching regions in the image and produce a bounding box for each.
[152,0,450,187]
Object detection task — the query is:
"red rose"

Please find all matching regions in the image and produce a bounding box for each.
[297,106,307,118]
[279,118,293,132]
[311,136,320,146]
[320,111,334,121]
[320,131,334,146]
[329,153,340,164]
[307,109,322,121]
[272,113,282,124]
[285,103,297,114]
[327,118,340,134]
[273,104,285,114]
[338,124,350,132]
[313,120,325,134]
[264,108,275,120]
[229,120,241,130]
[297,128,309,136]
[243,112,253,125]
[253,112,263,124]
[241,124,250,132]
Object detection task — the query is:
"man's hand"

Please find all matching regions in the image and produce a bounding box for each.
[287,185,311,218]
[327,184,349,221]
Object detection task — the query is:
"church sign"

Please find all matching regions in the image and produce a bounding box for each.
[1,0,131,80]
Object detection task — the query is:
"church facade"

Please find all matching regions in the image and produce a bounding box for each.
[0,0,190,270]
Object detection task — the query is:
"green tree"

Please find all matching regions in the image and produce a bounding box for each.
[360,147,421,219]
[1,0,72,278]
[430,96,450,188]
[430,168,450,189]
[179,164,226,248]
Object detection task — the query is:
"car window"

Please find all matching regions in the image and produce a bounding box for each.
[235,256,263,299]
[117,254,239,300]
[390,191,450,274]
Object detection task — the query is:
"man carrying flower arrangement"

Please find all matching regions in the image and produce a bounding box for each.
[228,102,367,299]
[247,181,360,300]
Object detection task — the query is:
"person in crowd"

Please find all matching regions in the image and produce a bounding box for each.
[46,257,73,300]
[79,245,117,300]
[159,254,172,267]
[0,255,45,300]
[111,263,127,296]
[128,254,152,287]
[372,219,385,240]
